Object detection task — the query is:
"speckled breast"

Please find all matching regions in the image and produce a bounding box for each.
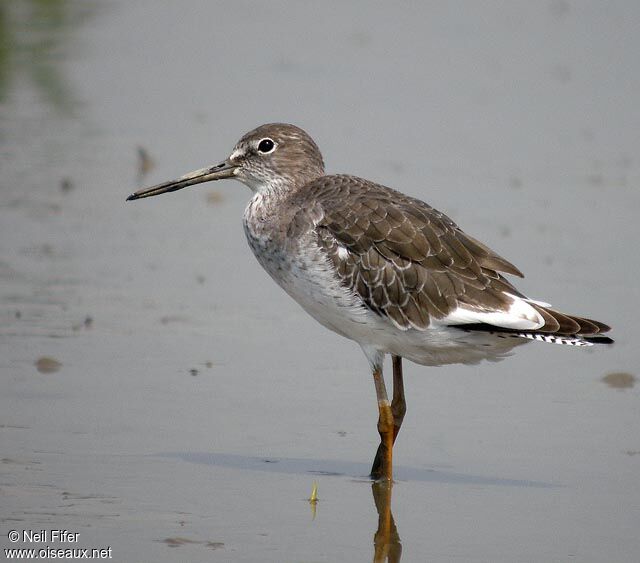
[242,197,371,340]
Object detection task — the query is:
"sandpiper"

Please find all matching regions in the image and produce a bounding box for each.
[127,123,612,481]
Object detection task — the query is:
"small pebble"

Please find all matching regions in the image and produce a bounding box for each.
[206,191,224,205]
[602,372,636,389]
[60,178,74,193]
[137,146,155,176]
[35,357,62,374]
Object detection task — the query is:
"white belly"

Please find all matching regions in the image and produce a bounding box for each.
[243,222,526,367]
[244,225,370,338]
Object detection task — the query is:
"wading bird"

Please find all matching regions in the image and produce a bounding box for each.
[128,123,612,481]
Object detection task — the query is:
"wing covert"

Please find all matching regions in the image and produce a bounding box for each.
[297,175,524,330]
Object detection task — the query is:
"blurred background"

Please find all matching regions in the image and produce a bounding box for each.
[1,1,639,562]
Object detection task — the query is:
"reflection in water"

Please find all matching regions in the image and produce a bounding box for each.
[372,481,401,563]
[0,0,96,114]
[308,480,319,520]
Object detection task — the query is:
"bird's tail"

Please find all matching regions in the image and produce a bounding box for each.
[461,306,613,347]
[529,304,611,336]
[512,305,613,346]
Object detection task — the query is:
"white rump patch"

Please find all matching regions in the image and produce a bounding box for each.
[437,292,545,330]
[520,296,552,307]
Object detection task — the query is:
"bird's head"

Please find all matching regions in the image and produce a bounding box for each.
[126,123,325,201]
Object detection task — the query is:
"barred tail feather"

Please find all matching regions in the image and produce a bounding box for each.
[511,332,610,347]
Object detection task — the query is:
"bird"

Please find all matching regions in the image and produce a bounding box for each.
[127,123,612,481]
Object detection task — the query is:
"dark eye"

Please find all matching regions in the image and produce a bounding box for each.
[257,138,275,154]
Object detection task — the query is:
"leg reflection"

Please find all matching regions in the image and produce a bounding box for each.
[372,480,402,563]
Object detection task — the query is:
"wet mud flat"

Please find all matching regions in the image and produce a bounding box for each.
[2,2,640,561]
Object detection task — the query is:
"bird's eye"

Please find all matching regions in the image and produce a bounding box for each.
[257,138,275,154]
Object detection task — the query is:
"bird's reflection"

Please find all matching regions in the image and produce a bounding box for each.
[372,481,402,563]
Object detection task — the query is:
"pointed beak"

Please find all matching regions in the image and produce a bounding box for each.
[126,161,238,201]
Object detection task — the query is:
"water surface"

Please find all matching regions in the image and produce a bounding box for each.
[2,2,639,561]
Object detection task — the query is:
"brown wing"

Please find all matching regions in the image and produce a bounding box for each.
[294,175,525,331]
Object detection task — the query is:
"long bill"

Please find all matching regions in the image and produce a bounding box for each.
[126,161,238,201]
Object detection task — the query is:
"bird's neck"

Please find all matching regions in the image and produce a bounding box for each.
[241,170,322,234]
[242,177,306,244]
[242,184,290,227]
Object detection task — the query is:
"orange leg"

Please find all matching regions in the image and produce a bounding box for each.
[370,356,406,481]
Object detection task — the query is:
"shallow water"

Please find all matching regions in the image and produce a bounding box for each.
[2,1,639,561]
